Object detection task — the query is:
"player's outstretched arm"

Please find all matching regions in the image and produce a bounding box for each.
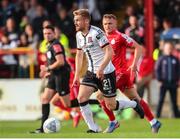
[73,49,84,86]
[127,41,143,77]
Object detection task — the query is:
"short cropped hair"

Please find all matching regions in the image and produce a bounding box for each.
[73,9,91,20]
[43,25,55,32]
[103,14,117,20]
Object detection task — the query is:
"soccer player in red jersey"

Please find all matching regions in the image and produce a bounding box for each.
[97,14,161,133]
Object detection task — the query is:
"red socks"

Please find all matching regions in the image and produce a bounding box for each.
[100,100,115,121]
[140,99,154,121]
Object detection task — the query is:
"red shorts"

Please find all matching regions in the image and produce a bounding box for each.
[116,70,134,92]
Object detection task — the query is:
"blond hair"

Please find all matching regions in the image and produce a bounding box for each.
[73,9,91,20]
[103,14,117,20]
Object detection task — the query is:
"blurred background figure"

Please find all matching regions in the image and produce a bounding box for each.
[0,34,17,78]
[125,15,144,45]
[136,47,154,101]
[155,42,180,118]
[17,33,30,78]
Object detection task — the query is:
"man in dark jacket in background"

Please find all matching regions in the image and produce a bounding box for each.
[155,42,179,118]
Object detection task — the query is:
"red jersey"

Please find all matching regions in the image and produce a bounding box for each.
[107,30,134,72]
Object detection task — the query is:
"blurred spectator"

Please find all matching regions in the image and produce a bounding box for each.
[26,0,38,23]
[152,16,162,61]
[24,24,39,49]
[19,15,30,32]
[160,18,172,41]
[54,7,75,48]
[159,19,172,57]
[125,15,144,45]
[40,0,58,18]
[136,0,144,27]
[136,0,144,17]
[5,17,19,46]
[18,33,30,78]
[153,16,162,49]
[78,0,101,26]
[119,5,135,32]
[0,34,17,78]
[154,0,165,21]
[68,2,78,19]
[32,5,48,40]
[155,42,180,118]
[136,48,154,100]
[0,0,17,27]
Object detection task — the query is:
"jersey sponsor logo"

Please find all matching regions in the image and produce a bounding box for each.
[53,44,62,53]
[47,51,52,59]
[122,34,133,43]
[111,39,116,44]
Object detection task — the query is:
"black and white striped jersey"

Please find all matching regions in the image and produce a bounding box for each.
[76,25,115,74]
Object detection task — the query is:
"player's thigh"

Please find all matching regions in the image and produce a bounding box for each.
[41,87,55,104]
[96,90,104,102]
[124,87,141,101]
[103,96,117,110]
[78,85,95,103]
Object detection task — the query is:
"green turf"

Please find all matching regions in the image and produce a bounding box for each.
[0,118,180,138]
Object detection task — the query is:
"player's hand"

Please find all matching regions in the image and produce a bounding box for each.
[40,65,47,72]
[72,76,80,87]
[96,69,104,80]
[127,64,138,79]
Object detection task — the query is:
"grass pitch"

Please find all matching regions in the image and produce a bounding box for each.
[0,118,180,138]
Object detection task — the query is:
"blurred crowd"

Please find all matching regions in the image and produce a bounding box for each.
[0,0,179,78]
[0,0,121,78]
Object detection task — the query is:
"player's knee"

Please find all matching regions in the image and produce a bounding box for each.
[41,95,51,104]
[106,102,116,111]
[96,93,104,102]
[77,95,87,103]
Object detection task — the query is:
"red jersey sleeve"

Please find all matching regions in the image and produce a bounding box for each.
[121,33,134,48]
[53,44,62,55]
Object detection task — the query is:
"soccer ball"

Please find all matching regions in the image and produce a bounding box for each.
[43,117,61,133]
